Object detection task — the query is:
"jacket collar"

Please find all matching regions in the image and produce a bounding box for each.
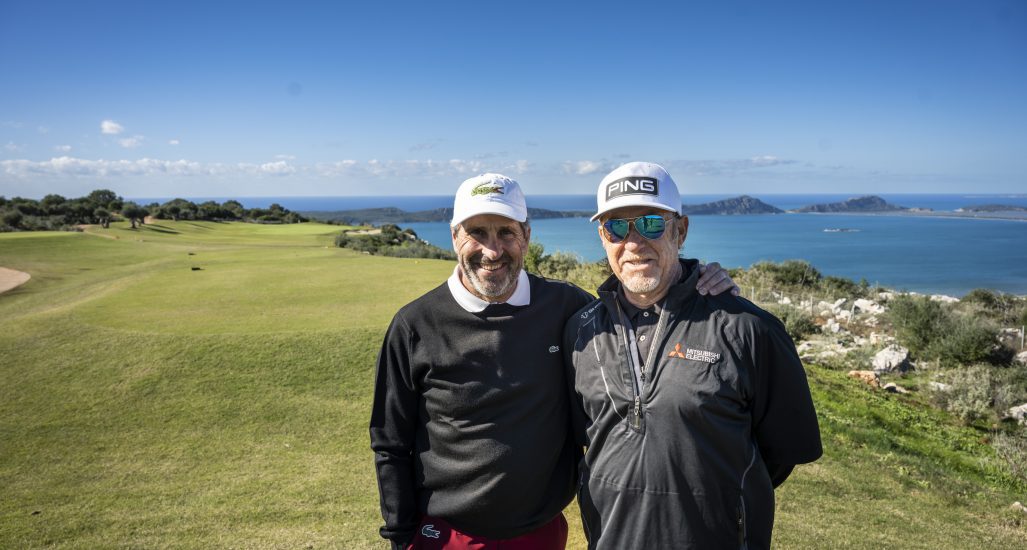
[597,258,701,313]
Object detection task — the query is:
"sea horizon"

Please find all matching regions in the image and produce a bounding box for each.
[121,193,1027,297]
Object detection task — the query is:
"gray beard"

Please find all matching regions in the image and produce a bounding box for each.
[620,273,660,295]
[460,256,521,299]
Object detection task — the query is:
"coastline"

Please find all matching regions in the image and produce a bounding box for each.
[789,210,1027,222]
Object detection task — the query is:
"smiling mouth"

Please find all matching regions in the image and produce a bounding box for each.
[475,259,508,273]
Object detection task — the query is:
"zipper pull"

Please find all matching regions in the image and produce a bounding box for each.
[634,395,641,418]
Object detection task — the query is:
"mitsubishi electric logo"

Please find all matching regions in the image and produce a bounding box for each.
[605,176,659,200]
[668,343,721,364]
[685,347,721,364]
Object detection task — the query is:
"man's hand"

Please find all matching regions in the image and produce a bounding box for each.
[697,262,740,296]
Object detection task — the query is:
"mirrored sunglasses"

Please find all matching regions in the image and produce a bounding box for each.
[601,215,669,243]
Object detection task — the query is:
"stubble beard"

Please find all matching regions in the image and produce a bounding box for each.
[460,254,522,299]
[620,271,661,295]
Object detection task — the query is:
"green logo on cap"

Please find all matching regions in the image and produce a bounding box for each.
[471,182,504,196]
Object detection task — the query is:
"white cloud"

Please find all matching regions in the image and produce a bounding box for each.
[101,120,124,135]
[4,142,23,153]
[2,156,533,181]
[256,161,296,175]
[2,121,24,129]
[274,154,295,160]
[560,160,618,176]
[118,135,145,148]
[55,145,72,152]
[168,139,180,146]
[37,126,50,134]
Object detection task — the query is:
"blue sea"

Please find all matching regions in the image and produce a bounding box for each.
[134,194,1027,296]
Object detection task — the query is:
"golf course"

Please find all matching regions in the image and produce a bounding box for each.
[2,220,1025,549]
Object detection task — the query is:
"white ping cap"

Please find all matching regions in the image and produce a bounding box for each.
[592,161,681,221]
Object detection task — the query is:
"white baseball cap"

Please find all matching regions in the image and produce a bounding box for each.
[451,173,528,227]
[591,161,682,221]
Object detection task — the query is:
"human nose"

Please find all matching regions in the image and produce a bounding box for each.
[479,235,504,259]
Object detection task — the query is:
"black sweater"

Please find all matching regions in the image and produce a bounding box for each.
[370,274,593,547]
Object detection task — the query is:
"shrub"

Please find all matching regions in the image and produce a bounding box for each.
[927,316,1001,368]
[993,432,1027,482]
[766,305,819,341]
[754,260,822,288]
[819,275,866,299]
[888,295,946,357]
[933,365,994,423]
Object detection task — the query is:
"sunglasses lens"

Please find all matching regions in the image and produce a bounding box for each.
[603,219,630,242]
[636,215,666,239]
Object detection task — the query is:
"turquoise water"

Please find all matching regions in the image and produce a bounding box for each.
[403,213,1027,296]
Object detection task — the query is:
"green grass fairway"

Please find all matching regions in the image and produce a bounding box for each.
[1,221,1025,549]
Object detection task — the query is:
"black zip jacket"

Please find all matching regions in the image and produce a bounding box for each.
[564,259,822,549]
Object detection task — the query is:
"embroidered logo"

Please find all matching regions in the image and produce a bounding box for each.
[667,343,686,359]
[549,345,560,353]
[471,182,504,196]
[605,176,659,200]
[685,347,721,363]
[421,524,441,539]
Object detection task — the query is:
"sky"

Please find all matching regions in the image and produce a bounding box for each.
[1,0,1025,199]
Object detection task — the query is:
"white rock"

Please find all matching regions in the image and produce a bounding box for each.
[1014,351,1027,366]
[837,310,852,322]
[825,319,841,333]
[930,294,959,304]
[832,298,847,310]
[883,382,910,394]
[928,381,952,392]
[1011,502,1027,515]
[1006,403,1027,426]
[853,298,885,315]
[778,296,792,305]
[872,344,912,374]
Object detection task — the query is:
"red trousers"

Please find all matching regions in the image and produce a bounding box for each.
[407,513,568,550]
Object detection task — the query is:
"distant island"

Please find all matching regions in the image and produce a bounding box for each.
[956,204,1027,213]
[790,195,907,213]
[681,195,783,215]
[301,206,590,225]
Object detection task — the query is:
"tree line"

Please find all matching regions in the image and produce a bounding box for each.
[0,189,307,231]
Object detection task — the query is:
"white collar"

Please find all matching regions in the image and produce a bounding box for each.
[447,265,530,312]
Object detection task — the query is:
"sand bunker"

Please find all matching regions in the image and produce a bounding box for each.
[0,267,31,294]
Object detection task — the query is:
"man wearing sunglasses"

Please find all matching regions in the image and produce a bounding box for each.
[370,173,739,550]
[565,162,822,550]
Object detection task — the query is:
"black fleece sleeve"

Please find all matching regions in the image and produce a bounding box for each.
[750,316,823,482]
[563,312,591,449]
[369,314,420,547]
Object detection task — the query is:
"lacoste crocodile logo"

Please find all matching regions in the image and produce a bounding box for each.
[549,345,560,353]
[421,524,441,539]
[471,182,505,196]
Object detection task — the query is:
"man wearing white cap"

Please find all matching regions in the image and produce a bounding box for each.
[565,162,822,549]
[370,173,738,550]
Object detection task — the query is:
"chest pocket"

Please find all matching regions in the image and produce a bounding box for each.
[654,336,749,423]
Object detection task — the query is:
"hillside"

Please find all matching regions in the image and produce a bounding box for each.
[1,222,1025,548]
[681,195,784,215]
[792,195,908,213]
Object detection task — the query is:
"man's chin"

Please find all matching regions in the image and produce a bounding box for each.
[621,275,660,295]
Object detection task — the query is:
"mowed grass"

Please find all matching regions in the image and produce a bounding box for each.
[1,221,1025,549]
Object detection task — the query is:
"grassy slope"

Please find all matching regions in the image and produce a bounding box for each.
[1,222,1024,549]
